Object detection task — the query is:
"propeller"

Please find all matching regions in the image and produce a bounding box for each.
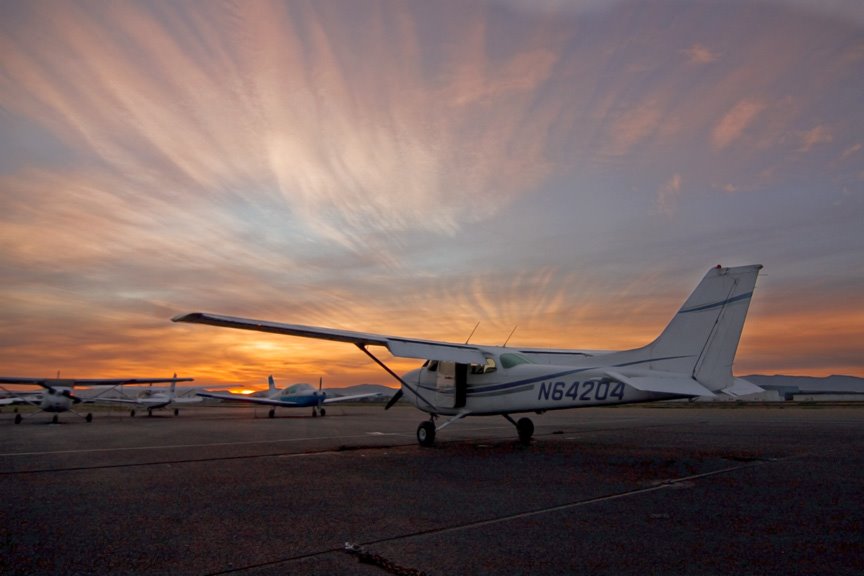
[54,387,83,404]
[384,388,403,410]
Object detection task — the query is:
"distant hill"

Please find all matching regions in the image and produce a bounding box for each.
[743,374,864,395]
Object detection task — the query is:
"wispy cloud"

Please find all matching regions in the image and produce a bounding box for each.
[1,1,862,383]
[682,43,720,64]
[839,143,862,161]
[656,173,683,216]
[712,99,766,150]
[797,125,833,152]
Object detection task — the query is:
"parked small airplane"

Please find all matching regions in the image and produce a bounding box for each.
[0,375,193,424]
[174,264,763,445]
[197,375,382,417]
[93,375,202,417]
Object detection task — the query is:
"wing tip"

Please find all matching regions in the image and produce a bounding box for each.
[172,312,204,323]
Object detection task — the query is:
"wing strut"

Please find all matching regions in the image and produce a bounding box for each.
[354,344,436,412]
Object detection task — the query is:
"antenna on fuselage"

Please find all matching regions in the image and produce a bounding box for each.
[464,321,481,344]
[502,325,518,347]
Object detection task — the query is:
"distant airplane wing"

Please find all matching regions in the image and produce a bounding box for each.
[172,397,204,404]
[90,397,139,405]
[72,377,194,386]
[173,313,488,364]
[0,377,193,387]
[196,391,304,407]
[323,392,383,404]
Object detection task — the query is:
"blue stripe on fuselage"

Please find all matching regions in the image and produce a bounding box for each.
[463,355,692,397]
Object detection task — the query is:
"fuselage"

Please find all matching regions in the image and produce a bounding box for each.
[271,383,325,407]
[400,350,685,416]
[41,386,75,413]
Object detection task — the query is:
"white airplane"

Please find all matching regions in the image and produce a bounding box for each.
[197,375,383,418]
[174,264,764,446]
[0,375,193,424]
[93,375,202,417]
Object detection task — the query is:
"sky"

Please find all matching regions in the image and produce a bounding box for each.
[1,0,862,388]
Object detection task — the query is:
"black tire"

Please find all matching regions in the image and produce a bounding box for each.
[516,417,534,444]
[85,413,93,423]
[312,408,317,418]
[130,410,136,417]
[417,421,436,447]
[14,413,22,424]
[268,408,275,418]
[174,408,179,416]
[147,409,153,417]
[52,415,58,424]
[319,408,326,417]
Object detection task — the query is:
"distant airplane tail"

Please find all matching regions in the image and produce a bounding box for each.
[267,375,277,394]
[636,264,762,393]
[169,373,177,398]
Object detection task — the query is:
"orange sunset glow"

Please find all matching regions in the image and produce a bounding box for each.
[1,1,862,388]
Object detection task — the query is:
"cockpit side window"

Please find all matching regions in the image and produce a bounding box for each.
[499,353,532,369]
[470,356,497,374]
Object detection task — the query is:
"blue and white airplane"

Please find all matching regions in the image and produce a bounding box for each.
[197,375,383,418]
[175,265,764,445]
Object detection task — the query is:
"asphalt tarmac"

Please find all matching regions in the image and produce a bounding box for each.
[1,403,862,575]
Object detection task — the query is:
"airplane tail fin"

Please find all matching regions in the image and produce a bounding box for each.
[267,375,276,394]
[637,264,762,393]
[169,373,177,398]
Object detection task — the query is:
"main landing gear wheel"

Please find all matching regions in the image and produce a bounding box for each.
[14,413,22,424]
[417,421,436,447]
[130,409,136,417]
[319,407,326,417]
[85,413,93,423]
[268,408,275,419]
[516,417,534,444]
[52,415,59,424]
[174,408,179,416]
[147,409,153,417]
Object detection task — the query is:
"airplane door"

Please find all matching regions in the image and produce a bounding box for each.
[435,362,467,409]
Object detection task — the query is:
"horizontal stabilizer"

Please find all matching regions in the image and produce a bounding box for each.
[720,378,765,398]
[604,370,715,397]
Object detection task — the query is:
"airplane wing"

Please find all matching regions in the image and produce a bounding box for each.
[323,392,384,404]
[196,391,305,407]
[173,313,488,364]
